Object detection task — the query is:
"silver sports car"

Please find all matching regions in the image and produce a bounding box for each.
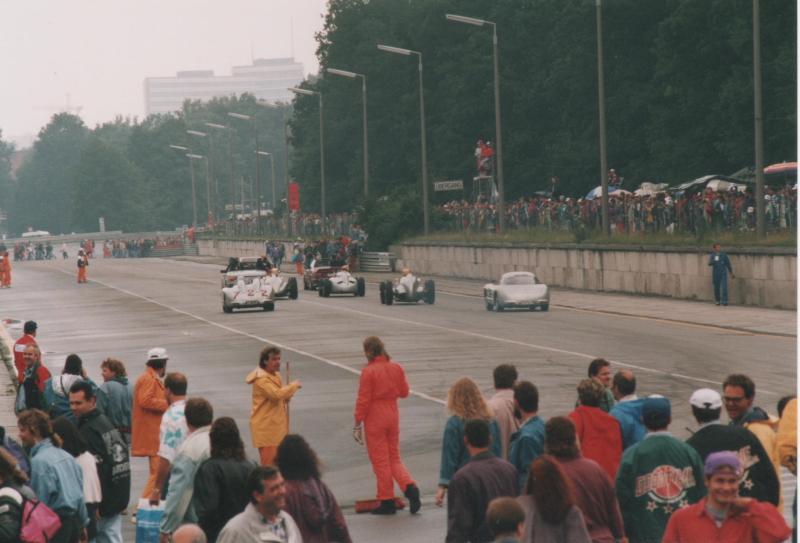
[222,275,276,313]
[483,271,549,311]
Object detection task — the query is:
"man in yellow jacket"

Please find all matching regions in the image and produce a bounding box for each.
[248,345,302,466]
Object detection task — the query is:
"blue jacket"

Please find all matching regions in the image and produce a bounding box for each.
[29,438,88,526]
[97,376,134,430]
[439,415,503,486]
[508,415,546,489]
[43,375,100,425]
[610,399,647,450]
[708,252,733,275]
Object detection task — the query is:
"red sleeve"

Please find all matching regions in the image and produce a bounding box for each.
[36,366,51,393]
[394,363,409,399]
[354,368,372,424]
[745,500,793,542]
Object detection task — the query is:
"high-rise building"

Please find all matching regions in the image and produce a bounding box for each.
[144,57,304,116]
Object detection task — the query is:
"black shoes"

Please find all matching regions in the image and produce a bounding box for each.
[371,499,397,515]
[405,484,421,514]
[716,302,720,306]
[722,302,728,306]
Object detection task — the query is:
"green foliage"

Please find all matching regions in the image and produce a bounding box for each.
[0,129,15,216]
[70,138,152,232]
[357,184,430,250]
[288,0,796,207]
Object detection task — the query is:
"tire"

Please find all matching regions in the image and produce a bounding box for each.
[263,302,275,312]
[379,281,386,304]
[322,280,331,298]
[424,280,436,305]
[385,282,394,306]
[494,294,504,311]
[357,277,366,297]
[318,281,325,297]
[222,299,232,313]
[540,303,549,312]
[288,278,298,299]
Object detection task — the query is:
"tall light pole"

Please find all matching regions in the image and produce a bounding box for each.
[379,45,429,235]
[288,87,326,234]
[753,0,765,238]
[596,0,610,235]
[206,123,237,235]
[328,68,369,195]
[169,145,198,228]
[446,14,505,233]
[257,151,276,212]
[187,130,214,228]
[256,100,292,210]
[229,112,261,235]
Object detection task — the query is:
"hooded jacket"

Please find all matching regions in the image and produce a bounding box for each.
[247,368,299,448]
[568,405,624,481]
[44,375,99,425]
[609,399,647,450]
[132,366,168,457]
[282,477,352,543]
[98,376,134,431]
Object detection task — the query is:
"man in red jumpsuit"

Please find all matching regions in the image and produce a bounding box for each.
[0,251,10,288]
[13,321,38,383]
[354,336,421,515]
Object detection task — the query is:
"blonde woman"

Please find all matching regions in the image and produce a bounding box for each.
[435,377,503,507]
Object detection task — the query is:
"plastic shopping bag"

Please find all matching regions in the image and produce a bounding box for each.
[136,498,165,543]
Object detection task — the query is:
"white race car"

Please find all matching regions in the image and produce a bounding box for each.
[379,271,435,305]
[261,269,299,300]
[483,271,549,311]
[318,269,366,297]
[222,275,276,313]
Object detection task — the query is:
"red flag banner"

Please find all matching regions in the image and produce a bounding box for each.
[289,183,301,210]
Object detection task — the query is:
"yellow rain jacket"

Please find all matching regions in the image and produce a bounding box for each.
[247,367,299,448]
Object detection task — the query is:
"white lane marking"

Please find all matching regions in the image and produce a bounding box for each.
[298,299,785,396]
[42,265,445,405]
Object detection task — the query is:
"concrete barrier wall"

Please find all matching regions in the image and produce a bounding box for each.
[391,242,796,309]
[197,238,796,309]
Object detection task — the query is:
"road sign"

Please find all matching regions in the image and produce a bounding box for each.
[434,180,463,191]
[99,218,105,232]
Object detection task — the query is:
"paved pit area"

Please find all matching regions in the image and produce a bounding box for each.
[0,254,795,541]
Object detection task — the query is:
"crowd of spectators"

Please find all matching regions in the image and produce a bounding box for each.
[436,184,797,236]
[100,237,186,259]
[223,211,360,238]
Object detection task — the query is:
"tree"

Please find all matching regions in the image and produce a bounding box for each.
[0,129,15,219]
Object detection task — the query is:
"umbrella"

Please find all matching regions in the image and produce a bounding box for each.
[764,162,797,177]
[586,186,620,200]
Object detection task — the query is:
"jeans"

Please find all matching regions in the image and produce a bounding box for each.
[92,514,122,543]
[713,273,728,303]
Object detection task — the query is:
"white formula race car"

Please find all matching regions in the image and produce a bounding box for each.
[483,271,549,311]
[261,269,299,300]
[222,275,276,313]
[318,269,366,297]
[379,271,435,305]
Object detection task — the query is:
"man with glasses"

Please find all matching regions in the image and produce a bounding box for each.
[723,374,784,514]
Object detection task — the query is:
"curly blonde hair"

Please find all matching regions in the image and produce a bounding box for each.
[446,377,493,420]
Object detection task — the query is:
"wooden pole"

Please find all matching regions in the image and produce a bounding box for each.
[286,360,291,432]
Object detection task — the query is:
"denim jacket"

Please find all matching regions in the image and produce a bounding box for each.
[29,438,88,526]
[439,415,503,486]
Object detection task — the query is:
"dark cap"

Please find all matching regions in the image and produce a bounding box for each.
[642,396,671,419]
[24,321,37,333]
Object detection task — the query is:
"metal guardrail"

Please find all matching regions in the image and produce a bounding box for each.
[359,252,397,272]
[149,245,199,258]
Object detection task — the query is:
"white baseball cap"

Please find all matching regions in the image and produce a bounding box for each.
[147,348,169,361]
[690,388,722,409]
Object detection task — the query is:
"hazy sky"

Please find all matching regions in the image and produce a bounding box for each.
[2,0,329,146]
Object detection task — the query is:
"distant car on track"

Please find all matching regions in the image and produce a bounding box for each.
[221,274,275,313]
[220,256,268,288]
[318,267,366,297]
[303,260,343,291]
[262,269,299,300]
[379,270,435,305]
[483,271,549,311]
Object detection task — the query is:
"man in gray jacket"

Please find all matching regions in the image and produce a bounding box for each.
[97,358,135,447]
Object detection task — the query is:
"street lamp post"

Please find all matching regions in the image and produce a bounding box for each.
[187,130,215,228]
[256,101,292,211]
[445,14,505,233]
[596,0,610,235]
[327,68,369,195]
[257,151,276,215]
[288,87,326,234]
[205,123,237,235]
[229,113,261,235]
[169,145,198,228]
[378,45,429,235]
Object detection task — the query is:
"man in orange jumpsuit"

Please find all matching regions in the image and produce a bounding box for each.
[0,251,10,288]
[132,348,169,516]
[354,336,421,515]
[77,250,88,283]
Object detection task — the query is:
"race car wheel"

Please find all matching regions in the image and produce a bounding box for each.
[384,282,393,306]
[486,300,494,311]
[540,303,549,312]
[288,278,298,300]
[263,302,275,312]
[494,294,504,311]
[318,281,325,297]
[379,281,386,304]
[424,280,436,305]
[322,279,332,298]
[357,277,366,297]
[222,302,233,314]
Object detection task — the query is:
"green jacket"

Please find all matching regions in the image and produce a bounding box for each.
[615,432,706,543]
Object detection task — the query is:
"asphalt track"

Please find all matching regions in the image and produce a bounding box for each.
[2,255,796,541]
